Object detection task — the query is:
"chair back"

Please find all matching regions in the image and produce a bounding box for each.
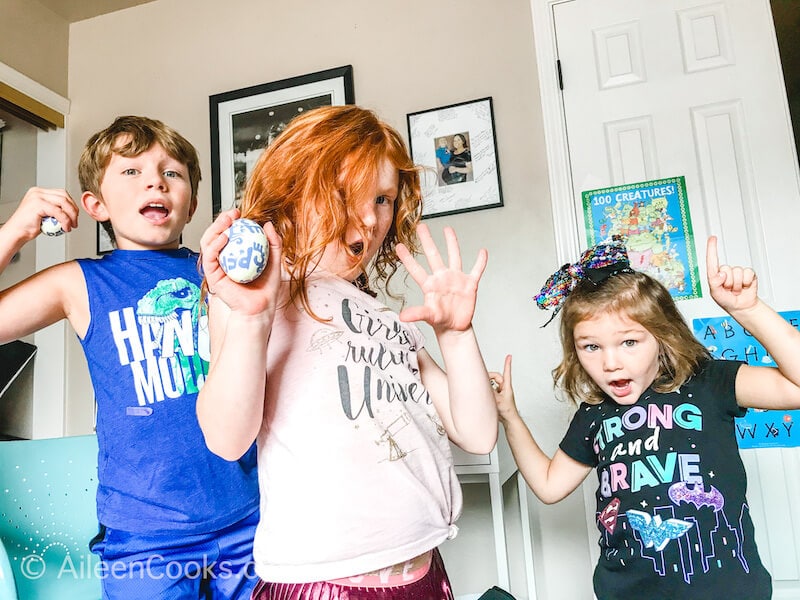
[0,434,101,599]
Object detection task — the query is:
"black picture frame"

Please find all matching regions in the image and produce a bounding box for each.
[407,97,503,219]
[96,222,113,255]
[209,65,355,217]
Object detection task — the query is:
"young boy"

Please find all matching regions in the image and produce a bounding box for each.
[0,116,259,599]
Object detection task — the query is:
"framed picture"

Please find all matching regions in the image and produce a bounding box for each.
[210,65,355,217]
[97,222,113,255]
[406,97,503,219]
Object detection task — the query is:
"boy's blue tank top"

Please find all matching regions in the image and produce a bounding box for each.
[77,248,258,534]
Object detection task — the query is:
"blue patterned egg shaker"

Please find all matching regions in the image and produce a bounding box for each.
[40,216,64,236]
[219,218,268,283]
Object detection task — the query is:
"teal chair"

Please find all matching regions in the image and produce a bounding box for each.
[0,434,101,599]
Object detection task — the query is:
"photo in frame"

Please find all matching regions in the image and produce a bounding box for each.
[210,65,355,217]
[406,97,503,219]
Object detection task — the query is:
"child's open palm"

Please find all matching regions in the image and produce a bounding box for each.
[396,224,487,333]
[707,235,758,313]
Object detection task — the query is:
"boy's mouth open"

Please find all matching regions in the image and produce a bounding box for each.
[349,241,364,256]
[140,203,169,222]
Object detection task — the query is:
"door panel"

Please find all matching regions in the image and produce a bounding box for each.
[553,0,800,594]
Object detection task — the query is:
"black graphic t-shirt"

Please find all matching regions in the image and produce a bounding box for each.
[560,359,771,600]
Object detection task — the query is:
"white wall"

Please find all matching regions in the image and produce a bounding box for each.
[63,1,593,598]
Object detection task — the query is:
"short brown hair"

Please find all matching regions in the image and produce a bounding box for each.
[553,271,710,405]
[238,105,422,318]
[78,116,201,240]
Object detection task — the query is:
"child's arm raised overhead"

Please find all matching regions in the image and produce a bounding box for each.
[706,235,800,409]
[196,210,284,460]
[490,355,592,504]
[0,187,84,343]
[396,223,497,454]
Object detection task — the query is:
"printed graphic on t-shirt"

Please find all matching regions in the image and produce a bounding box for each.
[592,393,754,583]
[107,277,209,408]
[306,291,441,463]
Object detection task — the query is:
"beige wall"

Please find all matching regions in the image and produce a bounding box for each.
[61,0,591,598]
[0,0,68,95]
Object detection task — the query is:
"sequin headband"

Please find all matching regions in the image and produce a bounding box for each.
[534,238,633,325]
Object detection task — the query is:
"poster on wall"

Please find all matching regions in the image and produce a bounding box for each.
[582,176,701,301]
[693,311,800,449]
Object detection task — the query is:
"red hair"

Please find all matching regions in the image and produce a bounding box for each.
[238,105,422,318]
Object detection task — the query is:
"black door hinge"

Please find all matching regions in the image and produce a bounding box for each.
[557,59,564,90]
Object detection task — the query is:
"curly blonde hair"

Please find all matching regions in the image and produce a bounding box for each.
[237,105,422,319]
[553,271,710,405]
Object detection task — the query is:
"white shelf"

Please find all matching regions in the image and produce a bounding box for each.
[452,427,537,600]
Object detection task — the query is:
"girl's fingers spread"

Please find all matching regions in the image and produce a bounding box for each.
[443,227,462,272]
[470,248,489,280]
[397,243,428,285]
[398,305,429,323]
[417,224,445,271]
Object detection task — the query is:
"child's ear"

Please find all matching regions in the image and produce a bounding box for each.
[81,191,109,222]
[186,196,198,223]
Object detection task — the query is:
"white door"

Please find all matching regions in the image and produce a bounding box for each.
[543,0,800,596]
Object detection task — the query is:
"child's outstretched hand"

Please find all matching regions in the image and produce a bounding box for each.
[5,187,79,241]
[200,209,283,316]
[489,355,520,424]
[706,235,758,314]
[396,223,487,333]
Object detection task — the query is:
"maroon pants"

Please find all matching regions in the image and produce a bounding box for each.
[251,549,454,600]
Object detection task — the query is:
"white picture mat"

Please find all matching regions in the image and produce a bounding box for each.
[408,98,502,218]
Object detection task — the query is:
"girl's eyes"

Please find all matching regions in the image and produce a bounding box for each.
[375,195,394,205]
[581,340,637,351]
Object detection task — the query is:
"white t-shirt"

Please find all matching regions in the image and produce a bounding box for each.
[252,274,462,582]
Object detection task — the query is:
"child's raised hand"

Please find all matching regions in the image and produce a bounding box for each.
[200,209,283,316]
[5,187,79,240]
[396,223,487,333]
[489,355,519,424]
[706,235,758,313]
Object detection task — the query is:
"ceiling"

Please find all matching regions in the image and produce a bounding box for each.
[36,0,156,23]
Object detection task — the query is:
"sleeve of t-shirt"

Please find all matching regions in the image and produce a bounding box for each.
[406,321,426,353]
[704,358,747,418]
[558,402,599,467]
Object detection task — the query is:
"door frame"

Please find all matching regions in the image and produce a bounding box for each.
[0,61,70,438]
[530,0,582,265]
